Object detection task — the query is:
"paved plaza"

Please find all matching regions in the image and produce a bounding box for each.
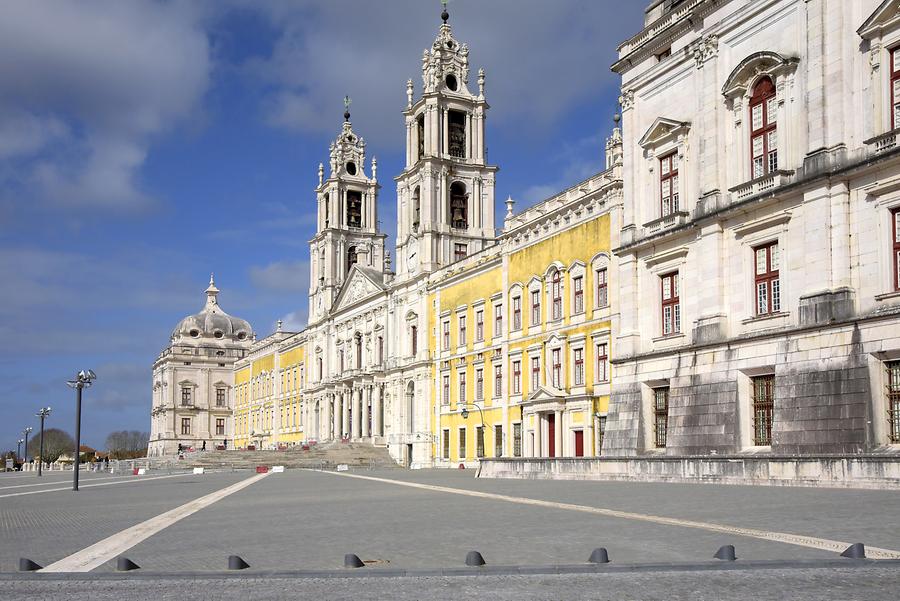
[1,468,900,599]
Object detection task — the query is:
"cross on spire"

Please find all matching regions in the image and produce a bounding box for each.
[441,0,449,23]
[343,95,352,121]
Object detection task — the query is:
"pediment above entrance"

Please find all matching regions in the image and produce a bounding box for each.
[332,266,387,313]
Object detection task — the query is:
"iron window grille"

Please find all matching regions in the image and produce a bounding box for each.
[494,425,503,457]
[459,428,467,459]
[886,361,900,443]
[654,387,669,448]
[442,429,450,459]
[513,423,522,457]
[752,375,775,446]
[476,426,485,458]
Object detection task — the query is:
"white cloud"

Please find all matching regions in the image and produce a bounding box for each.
[279,310,308,332]
[0,1,211,210]
[249,259,310,292]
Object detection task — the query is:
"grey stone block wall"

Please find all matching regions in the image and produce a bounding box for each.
[667,374,738,455]
[602,383,643,456]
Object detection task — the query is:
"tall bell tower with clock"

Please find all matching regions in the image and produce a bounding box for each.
[308,98,387,324]
[394,4,498,280]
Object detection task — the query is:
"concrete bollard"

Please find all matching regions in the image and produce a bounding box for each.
[116,557,140,571]
[588,548,610,564]
[344,553,365,568]
[465,550,486,566]
[840,543,866,559]
[19,558,42,571]
[714,545,737,561]
[228,555,250,570]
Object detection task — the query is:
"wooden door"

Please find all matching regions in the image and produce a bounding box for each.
[548,413,556,458]
[574,430,584,457]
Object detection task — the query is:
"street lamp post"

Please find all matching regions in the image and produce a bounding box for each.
[17,439,24,463]
[66,370,96,492]
[36,407,51,477]
[22,427,32,464]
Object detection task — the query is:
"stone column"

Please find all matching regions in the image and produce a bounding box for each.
[362,386,371,438]
[533,413,541,457]
[373,386,382,438]
[342,392,349,439]
[354,387,363,439]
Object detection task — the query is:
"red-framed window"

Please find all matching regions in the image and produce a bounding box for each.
[661,272,681,335]
[893,208,900,290]
[596,268,608,308]
[660,153,679,217]
[458,315,466,345]
[551,271,562,320]
[573,276,584,314]
[752,375,775,446]
[551,348,562,388]
[750,77,777,179]
[494,304,503,337]
[512,296,522,330]
[891,48,900,129]
[442,321,450,350]
[573,348,584,386]
[459,371,467,403]
[475,368,484,400]
[494,365,502,396]
[530,289,541,325]
[531,356,541,390]
[512,360,522,394]
[442,374,450,405]
[754,242,781,315]
[454,243,468,261]
[596,342,609,383]
[475,310,484,342]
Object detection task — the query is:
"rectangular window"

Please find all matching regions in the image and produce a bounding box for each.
[512,360,522,394]
[377,337,384,364]
[661,272,681,335]
[750,78,777,178]
[551,272,562,320]
[216,389,226,407]
[181,387,192,406]
[454,243,468,261]
[512,296,522,330]
[475,368,484,400]
[531,356,540,390]
[475,310,484,342]
[443,374,450,405]
[573,348,584,386]
[181,418,191,436]
[893,209,900,291]
[596,268,608,308]
[596,343,609,383]
[459,428,467,459]
[513,423,522,457]
[410,325,418,356]
[442,429,450,459]
[494,425,503,457]
[660,153,679,217]
[887,361,900,443]
[754,242,781,315]
[339,350,345,372]
[573,276,584,314]
[459,372,467,403]
[530,290,541,325]
[752,375,775,446]
[494,304,503,337]
[494,365,502,397]
[551,348,562,388]
[654,387,669,448]
[892,48,900,129]
[476,426,485,458]
[458,315,466,346]
[216,418,225,436]
[443,321,450,350]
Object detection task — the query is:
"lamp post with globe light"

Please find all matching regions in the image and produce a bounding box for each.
[17,439,24,463]
[36,407,51,476]
[66,370,96,491]
[22,427,32,464]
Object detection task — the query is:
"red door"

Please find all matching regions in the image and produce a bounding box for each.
[548,413,556,458]
[574,430,584,457]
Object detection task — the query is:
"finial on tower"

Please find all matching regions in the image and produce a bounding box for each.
[406,78,414,108]
[613,113,621,125]
[441,0,449,23]
[343,95,352,122]
[205,273,220,306]
[276,319,283,333]
[371,157,378,180]
[318,162,324,186]
[505,195,515,220]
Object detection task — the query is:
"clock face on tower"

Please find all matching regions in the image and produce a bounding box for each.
[406,236,420,273]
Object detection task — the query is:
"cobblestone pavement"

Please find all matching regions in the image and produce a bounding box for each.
[2,566,899,601]
[2,466,900,599]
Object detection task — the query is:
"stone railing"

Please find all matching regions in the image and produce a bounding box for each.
[729,170,794,202]
[643,211,689,237]
[864,128,900,155]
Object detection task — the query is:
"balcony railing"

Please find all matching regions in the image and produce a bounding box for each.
[864,128,900,155]
[729,170,794,202]
[642,211,689,237]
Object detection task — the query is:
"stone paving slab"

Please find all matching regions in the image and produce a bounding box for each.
[2,565,899,601]
[108,469,842,573]
[0,471,249,572]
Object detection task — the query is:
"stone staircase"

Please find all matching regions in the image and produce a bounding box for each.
[177,441,399,471]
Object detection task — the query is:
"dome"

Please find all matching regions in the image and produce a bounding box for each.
[171,275,254,342]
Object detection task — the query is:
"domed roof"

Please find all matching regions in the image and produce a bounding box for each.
[172,275,254,343]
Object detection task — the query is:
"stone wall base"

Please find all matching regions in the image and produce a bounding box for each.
[476,455,900,490]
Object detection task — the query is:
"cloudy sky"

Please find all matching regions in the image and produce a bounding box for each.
[0,0,645,452]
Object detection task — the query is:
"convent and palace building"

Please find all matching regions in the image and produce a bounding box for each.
[150,0,900,466]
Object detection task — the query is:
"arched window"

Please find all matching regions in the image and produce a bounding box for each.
[551,271,563,320]
[412,186,421,231]
[347,245,357,274]
[346,190,362,228]
[323,193,330,228]
[417,114,425,160]
[450,182,468,229]
[750,77,777,179]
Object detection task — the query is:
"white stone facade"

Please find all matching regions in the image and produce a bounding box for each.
[606,0,900,456]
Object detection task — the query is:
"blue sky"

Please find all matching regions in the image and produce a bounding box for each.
[0,0,645,452]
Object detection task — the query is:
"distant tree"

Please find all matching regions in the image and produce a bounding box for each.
[26,428,75,463]
[106,430,149,459]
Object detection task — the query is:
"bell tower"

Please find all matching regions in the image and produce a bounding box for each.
[308,98,386,323]
[394,4,497,280]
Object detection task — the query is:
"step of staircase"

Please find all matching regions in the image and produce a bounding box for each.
[177,442,399,470]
